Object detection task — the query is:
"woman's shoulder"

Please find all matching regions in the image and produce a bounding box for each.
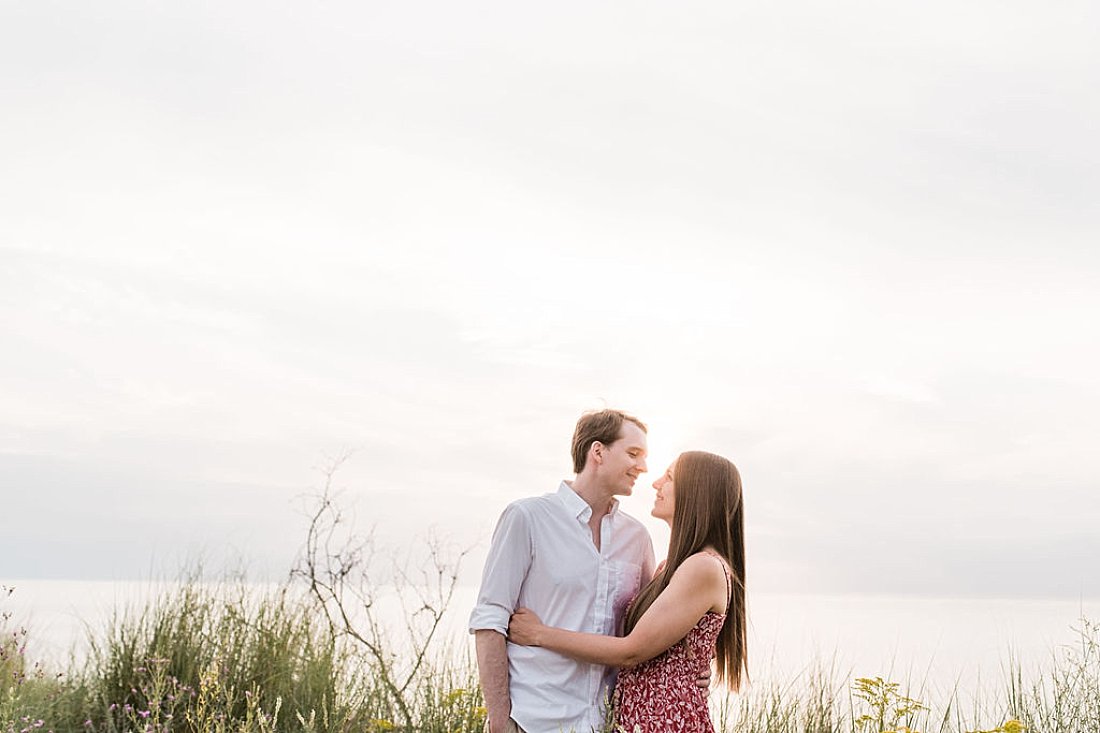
[671,550,729,586]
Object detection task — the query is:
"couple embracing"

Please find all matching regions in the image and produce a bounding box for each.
[469,409,747,733]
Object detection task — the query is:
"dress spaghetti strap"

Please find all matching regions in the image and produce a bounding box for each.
[702,550,732,615]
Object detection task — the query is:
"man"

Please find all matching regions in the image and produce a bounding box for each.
[469,409,656,733]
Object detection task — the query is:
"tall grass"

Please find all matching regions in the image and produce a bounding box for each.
[708,621,1100,733]
[1006,616,1100,733]
[1,578,485,733]
[87,576,344,731]
[4,574,1098,732]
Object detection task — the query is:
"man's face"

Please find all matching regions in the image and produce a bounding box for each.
[597,421,648,496]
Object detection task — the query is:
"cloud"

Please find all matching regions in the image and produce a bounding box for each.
[1,0,1098,598]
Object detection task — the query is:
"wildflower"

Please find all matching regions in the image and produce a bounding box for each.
[1003,721,1025,733]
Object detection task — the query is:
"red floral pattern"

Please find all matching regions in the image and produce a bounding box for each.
[613,556,730,733]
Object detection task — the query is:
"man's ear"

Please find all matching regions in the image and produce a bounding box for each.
[590,441,603,464]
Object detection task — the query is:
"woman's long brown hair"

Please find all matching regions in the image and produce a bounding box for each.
[622,450,747,689]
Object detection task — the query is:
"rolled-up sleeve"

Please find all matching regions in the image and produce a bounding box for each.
[468,502,532,635]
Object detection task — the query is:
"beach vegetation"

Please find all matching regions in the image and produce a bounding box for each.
[2,480,1097,733]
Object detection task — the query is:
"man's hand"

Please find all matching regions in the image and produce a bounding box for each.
[695,666,712,690]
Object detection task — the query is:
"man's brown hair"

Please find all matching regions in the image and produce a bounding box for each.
[570,409,648,474]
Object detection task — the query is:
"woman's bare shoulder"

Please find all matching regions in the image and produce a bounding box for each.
[671,551,728,586]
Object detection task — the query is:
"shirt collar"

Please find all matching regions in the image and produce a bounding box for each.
[557,480,620,521]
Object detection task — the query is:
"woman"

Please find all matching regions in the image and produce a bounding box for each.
[508,450,747,733]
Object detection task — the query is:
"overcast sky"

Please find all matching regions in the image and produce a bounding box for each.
[2,0,1098,598]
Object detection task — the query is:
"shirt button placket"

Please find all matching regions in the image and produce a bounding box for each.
[600,553,614,702]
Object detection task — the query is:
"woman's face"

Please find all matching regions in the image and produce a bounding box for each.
[651,462,676,523]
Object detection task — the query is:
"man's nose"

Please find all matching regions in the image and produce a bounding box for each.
[637,458,648,473]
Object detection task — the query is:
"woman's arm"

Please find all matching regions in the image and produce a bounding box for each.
[507,554,726,667]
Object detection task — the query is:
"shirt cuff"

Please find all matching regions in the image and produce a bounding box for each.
[468,604,511,636]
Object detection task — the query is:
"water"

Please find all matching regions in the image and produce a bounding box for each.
[3,579,1097,698]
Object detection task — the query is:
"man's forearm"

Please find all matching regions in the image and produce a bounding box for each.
[475,629,511,731]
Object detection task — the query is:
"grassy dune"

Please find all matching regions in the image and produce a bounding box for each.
[1,578,483,733]
[3,485,1095,733]
[3,577,1098,733]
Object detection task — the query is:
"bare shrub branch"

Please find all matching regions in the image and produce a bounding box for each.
[292,455,473,731]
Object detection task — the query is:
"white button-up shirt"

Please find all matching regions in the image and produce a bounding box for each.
[469,481,655,733]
